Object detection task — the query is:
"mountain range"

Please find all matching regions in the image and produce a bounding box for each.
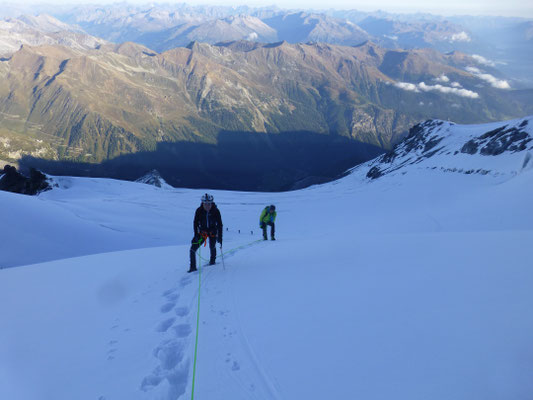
[0,5,532,190]
[0,14,106,56]
[1,36,532,190]
[44,4,533,85]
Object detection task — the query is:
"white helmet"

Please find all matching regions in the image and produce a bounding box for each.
[201,193,214,203]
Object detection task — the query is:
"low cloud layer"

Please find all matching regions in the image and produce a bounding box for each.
[435,74,450,83]
[450,31,470,42]
[395,81,479,98]
[466,66,511,89]
[471,54,496,67]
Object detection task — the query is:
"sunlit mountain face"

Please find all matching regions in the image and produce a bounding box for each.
[0,5,531,190]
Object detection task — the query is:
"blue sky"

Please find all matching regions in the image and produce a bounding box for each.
[8,0,532,18]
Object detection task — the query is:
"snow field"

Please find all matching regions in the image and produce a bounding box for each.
[1,117,533,399]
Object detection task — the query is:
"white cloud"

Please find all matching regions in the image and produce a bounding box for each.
[465,66,511,89]
[451,82,462,88]
[450,31,470,42]
[384,34,399,41]
[394,81,479,98]
[394,82,419,92]
[246,32,259,40]
[435,74,450,83]
[466,66,482,74]
[471,54,496,67]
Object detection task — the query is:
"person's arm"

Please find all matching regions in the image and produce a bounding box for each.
[216,208,223,243]
[259,208,267,225]
[272,211,277,222]
[193,208,199,234]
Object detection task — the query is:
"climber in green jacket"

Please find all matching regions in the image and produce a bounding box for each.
[259,205,276,240]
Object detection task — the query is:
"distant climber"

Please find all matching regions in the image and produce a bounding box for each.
[188,193,223,273]
[259,205,276,240]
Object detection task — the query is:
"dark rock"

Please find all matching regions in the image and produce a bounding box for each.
[479,128,530,155]
[461,125,531,156]
[366,166,383,179]
[0,165,51,195]
[423,136,444,153]
[461,140,479,154]
[381,150,397,164]
[479,126,506,140]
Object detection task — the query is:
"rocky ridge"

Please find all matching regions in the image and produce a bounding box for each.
[365,117,533,180]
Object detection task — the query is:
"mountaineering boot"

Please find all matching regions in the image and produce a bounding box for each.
[271,236,275,241]
[188,267,197,273]
[209,259,216,266]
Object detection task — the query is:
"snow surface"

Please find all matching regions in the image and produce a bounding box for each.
[1,118,533,399]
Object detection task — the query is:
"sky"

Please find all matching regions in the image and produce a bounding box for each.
[4,0,533,18]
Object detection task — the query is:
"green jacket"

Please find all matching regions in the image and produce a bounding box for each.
[260,206,277,225]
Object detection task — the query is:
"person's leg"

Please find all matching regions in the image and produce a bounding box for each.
[189,235,202,271]
[209,235,217,265]
[261,222,267,240]
[269,222,275,240]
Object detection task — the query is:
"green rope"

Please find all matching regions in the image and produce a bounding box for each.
[190,237,263,399]
[191,244,202,400]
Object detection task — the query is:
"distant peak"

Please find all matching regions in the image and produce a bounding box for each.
[135,169,171,189]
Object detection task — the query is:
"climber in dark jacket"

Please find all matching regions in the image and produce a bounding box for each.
[188,193,223,272]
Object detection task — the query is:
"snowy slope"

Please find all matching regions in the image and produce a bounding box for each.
[364,116,533,180]
[1,117,532,400]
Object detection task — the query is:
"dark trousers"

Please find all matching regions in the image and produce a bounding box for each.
[261,222,275,239]
[190,234,216,270]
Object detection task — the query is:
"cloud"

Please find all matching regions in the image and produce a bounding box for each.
[451,82,462,88]
[394,82,419,92]
[394,81,479,98]
[450,31,470,42]
[471,54,496,67]
[435,74,450,83]
[384,34,399,41]
[246,32,258,40]
[465,66,511,89]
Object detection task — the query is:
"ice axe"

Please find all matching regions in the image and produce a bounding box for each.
[220,243,225,270]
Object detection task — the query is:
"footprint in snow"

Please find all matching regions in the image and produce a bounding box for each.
[140,339,189,398]
[180,276,192,288]
[166,293,179,302]
[175,307,189,317]
[163,288,176,296]
[156,318,175,332]
[226,359,240,371]
[160,302,176,313]
[162,288,179,302]
[172,324,192,338]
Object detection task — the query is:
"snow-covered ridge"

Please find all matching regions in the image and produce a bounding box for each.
[365,116,533,180]
[135,169,172,189]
